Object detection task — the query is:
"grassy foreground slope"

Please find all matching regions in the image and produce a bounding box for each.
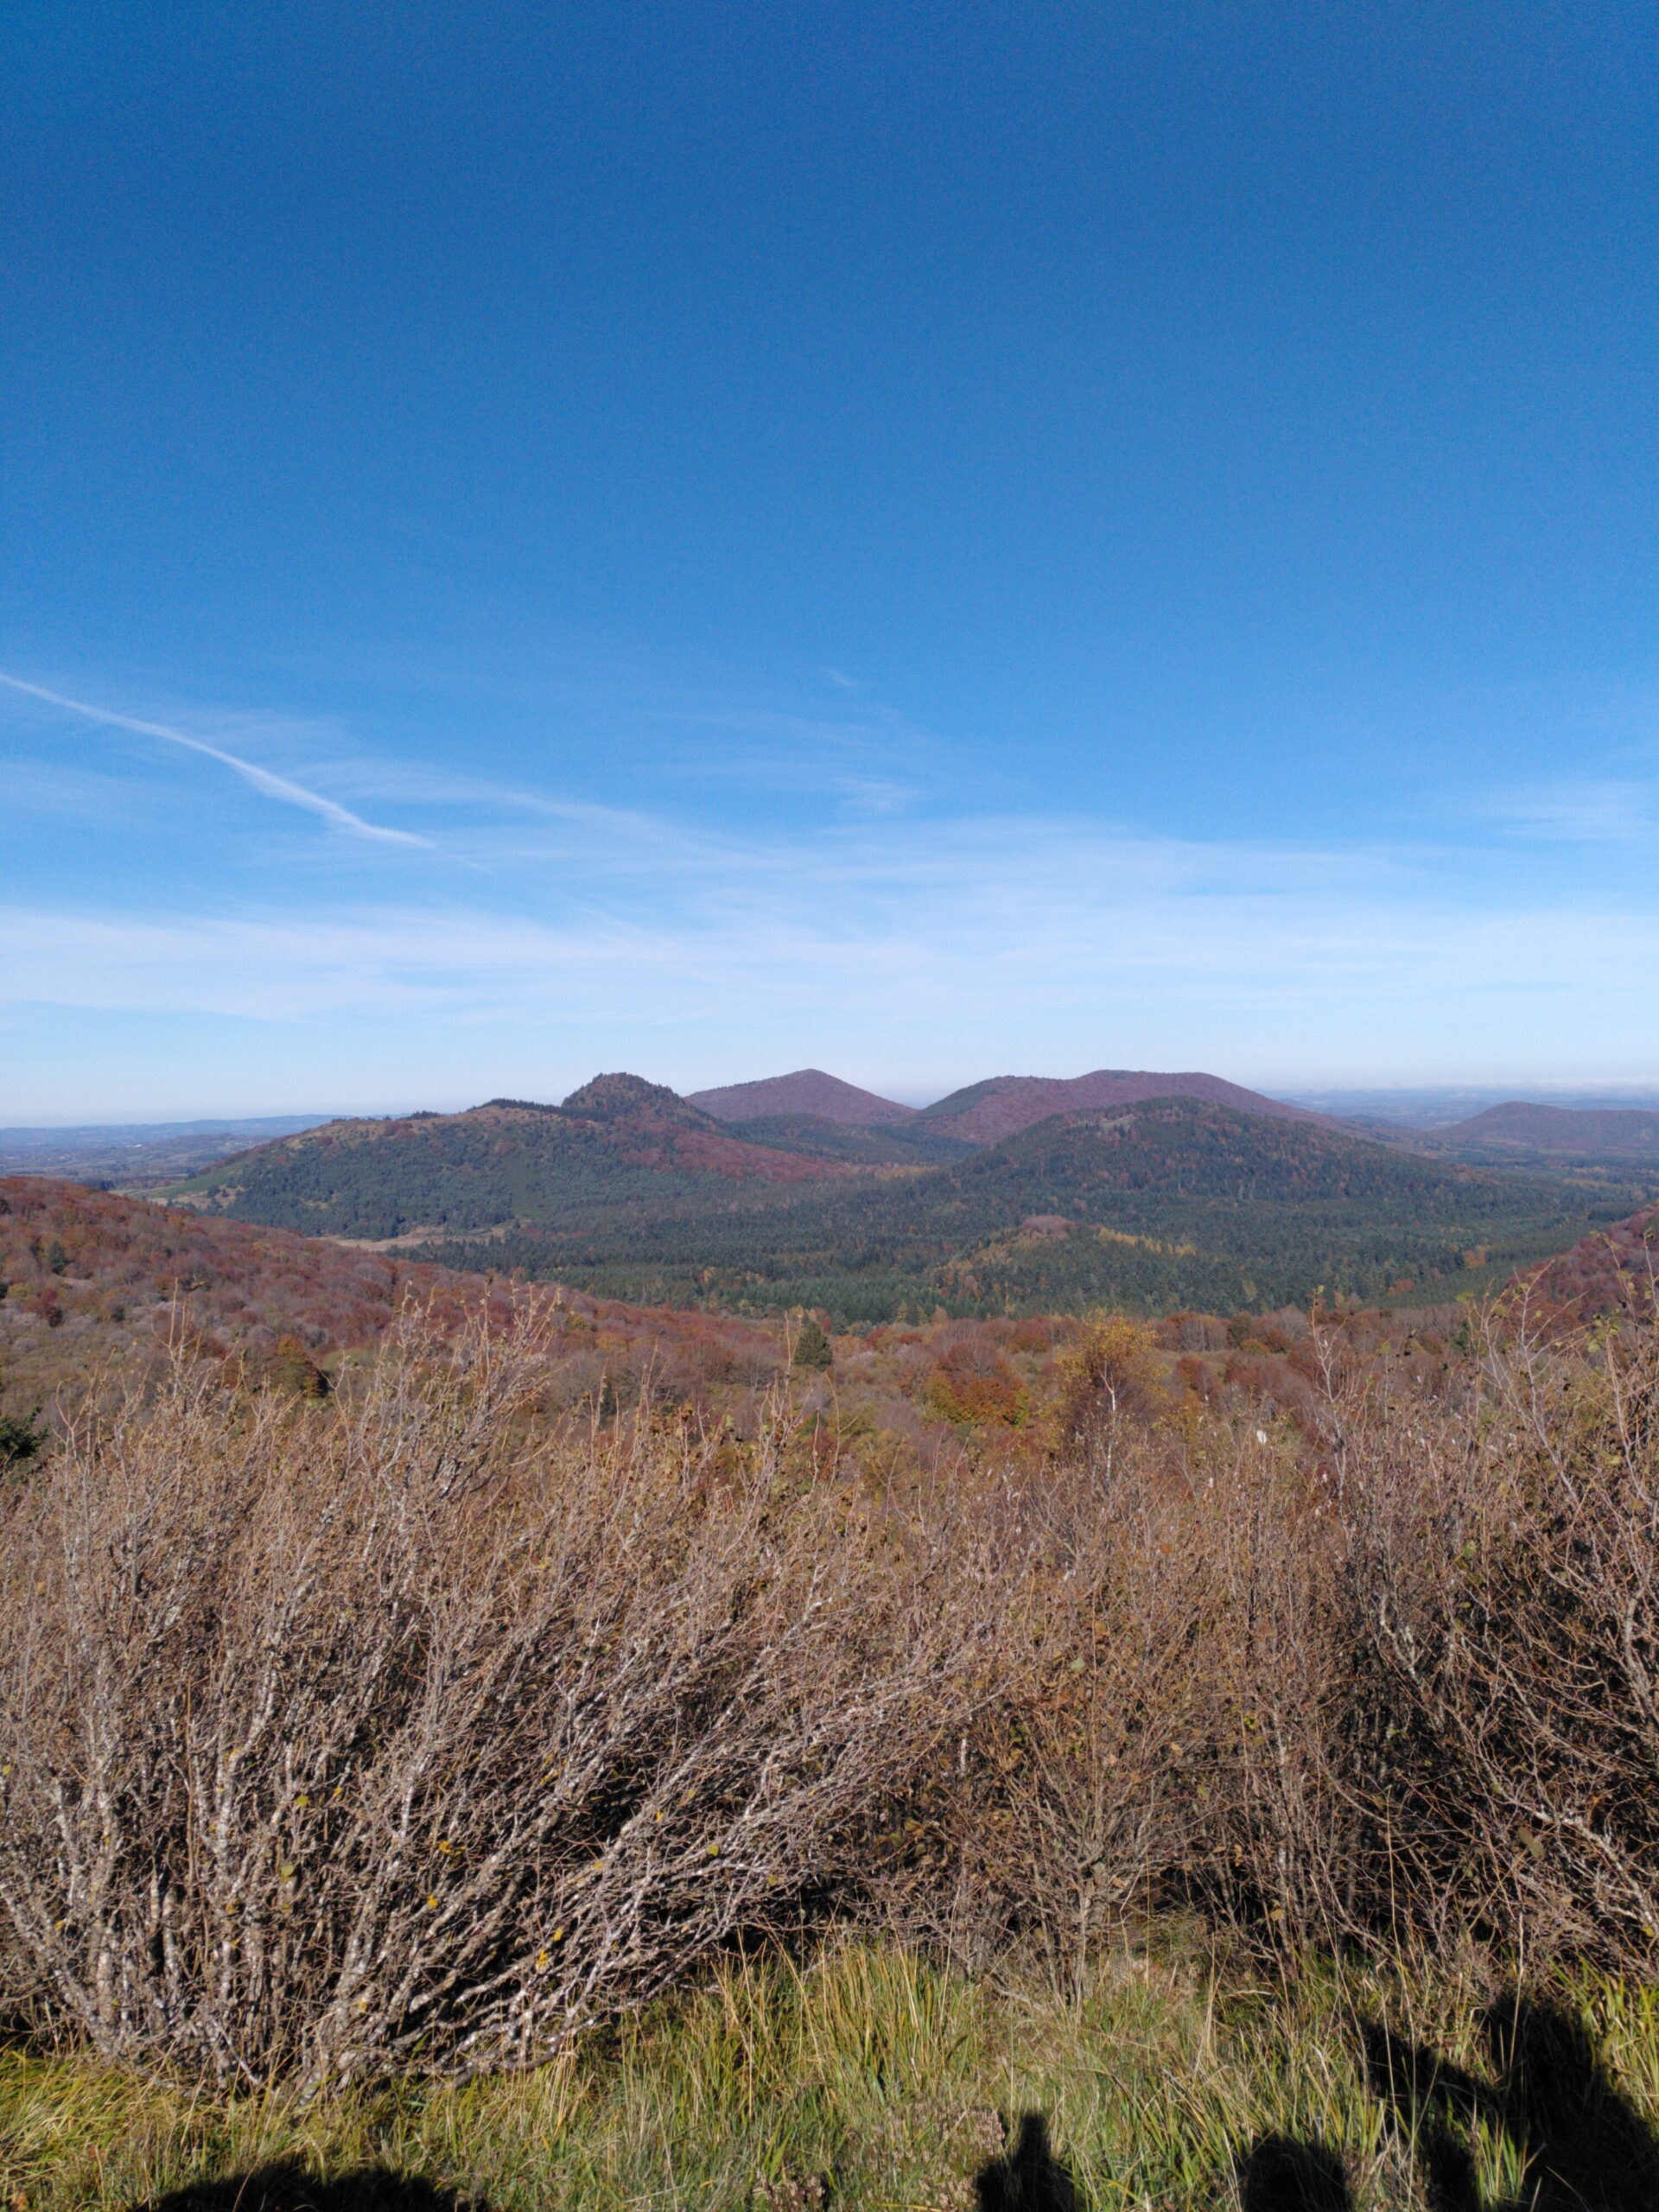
[8,1944,1659,2210]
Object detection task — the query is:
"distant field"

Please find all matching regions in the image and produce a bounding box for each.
[0,1115,331,1185]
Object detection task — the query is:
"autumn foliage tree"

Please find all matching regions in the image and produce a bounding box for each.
[1050,1313,1170,1452]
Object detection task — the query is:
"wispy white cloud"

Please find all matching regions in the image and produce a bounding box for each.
[8,663,1659,1096]
[6,810,1659,1069]
[1487,779,1658,846]
[0,671,433,848]
[639,694,941,801]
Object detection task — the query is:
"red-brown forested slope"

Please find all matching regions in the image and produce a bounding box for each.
[0,1176,785,1420]
[1510,1198,1659,1323]
[917,1070,1329,1144]
[689,1069,916,1126]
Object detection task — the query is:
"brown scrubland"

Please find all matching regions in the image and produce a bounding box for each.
[2,1277,1656,2110]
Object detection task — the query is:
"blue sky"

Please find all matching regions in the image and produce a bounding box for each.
[4,2,1657,1119]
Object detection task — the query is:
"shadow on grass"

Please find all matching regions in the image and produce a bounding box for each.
[130,2163,488,2212]
[973,2112,1354,2212]
[137,1995,1653,2212]
[1232,2133,1354,2210]
[974,2113,1078,2212]
[1362,1993,1659,2212]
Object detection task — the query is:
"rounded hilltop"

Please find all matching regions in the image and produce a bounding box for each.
[561,1072,699,1120]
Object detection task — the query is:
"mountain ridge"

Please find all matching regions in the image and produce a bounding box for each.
[150,1071,1643,1322]
[688,1069,916,1126]
[166,1078,849,1241]
[1440,1101,1659,1156]
[915,1069,1326,1144]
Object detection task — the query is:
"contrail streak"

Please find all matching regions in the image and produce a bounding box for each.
[0,671,432,847]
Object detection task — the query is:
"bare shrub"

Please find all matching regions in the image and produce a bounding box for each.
[955,1448,1218,1985]
[934,1304,1659,1980]
[938,1416,1359,1982]
[6,1287,1659,2088]
[0,1311,999,2089]
[1336,1303,1659,1962]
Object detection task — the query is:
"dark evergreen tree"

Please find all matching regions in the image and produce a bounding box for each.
[792,1314,833,1370]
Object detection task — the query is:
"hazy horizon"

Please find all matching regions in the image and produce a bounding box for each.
[10,1071,1659,1137]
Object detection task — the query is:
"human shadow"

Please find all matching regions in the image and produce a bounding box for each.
[130,2161,488,2212]
[1232,2133,1355,2211]
[974,2113,1079,2212]
[1362,1993,1659,2212]
[1360,2017,1492,2212]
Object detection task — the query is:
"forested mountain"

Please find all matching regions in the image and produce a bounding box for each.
[1437,1101,1659,1159]
[914,1068,1323,1143]
[498,1095,1606,1319]
[689,1064,1319,1141]
[726,1113,976,1168]
[163,1076,1634,1323]
[688,1069,915,1124]
[167,1075,849,1240]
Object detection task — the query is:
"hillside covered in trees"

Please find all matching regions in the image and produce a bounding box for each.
[166,1077,850,1240]
[1515,1196,1659,1322]
[160,1077,1648,1322]
[911,1066,1329,1142]
[3,1169,1558,1485]
[434,1096,1624,1319]
[1432,1099,1659,1163]
[0,1173,796,1432]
